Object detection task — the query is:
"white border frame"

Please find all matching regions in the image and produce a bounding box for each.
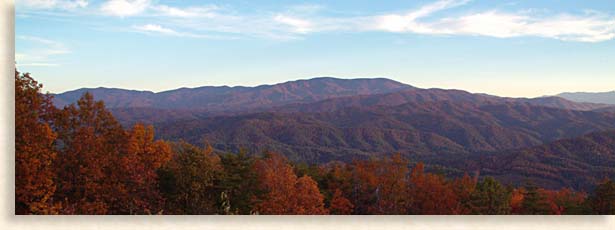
[1,1,614,229]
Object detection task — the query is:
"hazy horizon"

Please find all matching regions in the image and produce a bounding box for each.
[40,75,615,99]
[16,0,615,97]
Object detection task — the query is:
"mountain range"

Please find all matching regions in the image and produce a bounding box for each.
[53,77,412,111]
[53,77,613,126]
[557,91,615,105]
[52,77,615,190]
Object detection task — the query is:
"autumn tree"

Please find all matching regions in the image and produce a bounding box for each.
[120,124,173,214]
[348,154,411,214]
[467,177,511,214]
[509,188,525,214]
[319,162,354,213]
[52,92,129,214]
[253,152,328,214]
[15,70,60,214]
[374,154,411,214]
[541,188,587,215]
[329,189,354,214]
[350,158,380,214]
[408,163,459,214]
[451,173,477,214]
[293,175,329,214]
[158,142,222,214]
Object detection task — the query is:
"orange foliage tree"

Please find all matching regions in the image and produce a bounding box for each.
[15,71,60,214]
[52,92,129,214]
[541,188,586,215]
[350,154,411,214]
[510,188,525,214]
[408,163,459,214]
[121,124,173,214]
[253,152,328,214]
[329,188,354,214]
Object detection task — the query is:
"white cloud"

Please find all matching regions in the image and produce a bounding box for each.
[19,0,88,10]
[274,15,313,34]
[133,24,178,35]
[23,0,615,42]
[152,5,220,18]
[101,0,150,17]
[16,36,70,67]
[132,24,236,40]
[364,0,615,42]
[375,6,615,42]
[286,4,325,15]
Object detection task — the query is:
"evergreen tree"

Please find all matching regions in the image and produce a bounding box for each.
[520,183,551,214]
[588,179,615,214]
[218,151,261,214]
[157,142,222,214]
[468,177,511,214]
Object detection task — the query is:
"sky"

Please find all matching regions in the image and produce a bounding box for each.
[15,0,615,97]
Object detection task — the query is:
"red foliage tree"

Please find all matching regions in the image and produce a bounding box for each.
[539,188,587,214]
[52,92,128,214]
[15,71,60,214]
[253,152,328,214]
[329,189,354,214]
[408,163,459,214]
[120,124,173,214]
[509,188,525,214]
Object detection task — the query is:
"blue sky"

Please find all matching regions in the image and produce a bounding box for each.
[15,0,615,97]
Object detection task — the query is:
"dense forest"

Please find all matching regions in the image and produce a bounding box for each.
[15,71,615,215]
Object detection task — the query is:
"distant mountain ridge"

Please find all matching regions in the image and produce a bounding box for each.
[557,91,615,105]
[53,77,413,111]
[54,77,611,122]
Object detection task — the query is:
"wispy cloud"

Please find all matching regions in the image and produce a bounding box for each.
[372,0,615,42]
[18,0,615,42]
[151,4,221,18]
[16,36,70,67]
[19,0,88,10]
[132,24,238,40]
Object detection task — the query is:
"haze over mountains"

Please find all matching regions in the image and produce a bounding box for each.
[52,77,615,190]
[557,91,615,105]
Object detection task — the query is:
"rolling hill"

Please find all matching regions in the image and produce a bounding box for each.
[460,130,615,190]
[154,98,615,164]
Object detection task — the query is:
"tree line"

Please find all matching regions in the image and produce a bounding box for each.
[15,71,615,215]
